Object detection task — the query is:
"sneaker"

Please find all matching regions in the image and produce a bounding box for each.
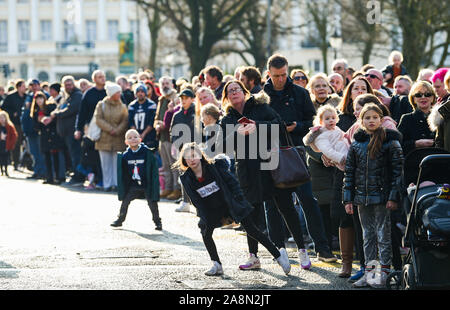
[155,223,162,231]
[299,249,312,270]
[239,254,261,270]
[175,202,191,213]
[369,269,389,289]
[276,248,291,275]
[317,251,338,263]
[348,266,365,283]
[84,183,96,190]
[205,261,223,276]
[352,271,369,288]
[110,220,122,227]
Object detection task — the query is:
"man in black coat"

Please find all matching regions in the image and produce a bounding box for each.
[2,79,27,170]
[263,54,337,262]
[51,75,84,184]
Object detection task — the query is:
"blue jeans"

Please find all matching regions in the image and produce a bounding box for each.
[27,135,46,177]
[63,135,81,170]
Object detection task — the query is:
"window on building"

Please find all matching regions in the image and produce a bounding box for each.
[86,20,97,42]
[129,20,139,39]
[0,20,7,52]
[18,20,30,52]
[40,20,52,41]
[107,20,118,41]
[64,20,76,42]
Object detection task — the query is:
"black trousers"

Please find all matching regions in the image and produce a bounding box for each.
[202,215,280,264]
[44,151,60,181]
[117,184,161,225]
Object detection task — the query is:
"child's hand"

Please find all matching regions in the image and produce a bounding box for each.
[386,200,398,210]
[0,132,6,141]
[344,203,353,215]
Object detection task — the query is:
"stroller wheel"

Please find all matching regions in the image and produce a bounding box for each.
[402,264,416,290]
[386,271,402,290]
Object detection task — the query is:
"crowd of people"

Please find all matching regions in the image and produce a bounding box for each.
[0,50,449,288]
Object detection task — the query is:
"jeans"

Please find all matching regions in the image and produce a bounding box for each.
[63,135,81,172]
[27,135,46,177]
[294,181,331,254]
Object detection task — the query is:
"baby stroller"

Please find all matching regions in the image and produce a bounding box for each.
[387,148,450,290]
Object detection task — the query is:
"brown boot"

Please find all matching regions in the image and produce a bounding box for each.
[338,227,355,278]
[160,189,172,198]
[166,189,182,200]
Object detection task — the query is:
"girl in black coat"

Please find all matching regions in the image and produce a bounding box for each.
[30,92,65,184]
[343,104,404,288]
[175,143,291,276]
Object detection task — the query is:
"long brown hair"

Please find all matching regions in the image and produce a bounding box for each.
[29,91,48,117]
[221,79,251,114]
[338,76,374,115]
[359,103,386,159]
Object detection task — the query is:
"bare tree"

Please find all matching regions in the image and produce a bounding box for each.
[135,0,253,77]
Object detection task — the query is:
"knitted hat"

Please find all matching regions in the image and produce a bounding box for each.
[106,83,121,97]
[134,83,148,96]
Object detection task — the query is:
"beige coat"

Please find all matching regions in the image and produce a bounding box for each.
[94,97,128,152]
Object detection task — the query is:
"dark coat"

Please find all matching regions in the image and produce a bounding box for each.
[117,145,160,202]
[382,64,408,87]
[170,104,195,148]
[306,146,335,205]
[343,128,404,206]
[180,158,254,230]
[397,109,435,156]
[263,77,316,146]
[219,93,284,204]
[32,103,65,152]
[389,95,413,124]
[55,88,83,137]
[429,98,450,152]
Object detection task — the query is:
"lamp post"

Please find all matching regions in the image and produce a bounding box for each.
[329,30,342,60]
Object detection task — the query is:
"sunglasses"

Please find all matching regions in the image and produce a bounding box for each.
[364,74,381,80]
[413,92,433,98]
[293,76,308,81]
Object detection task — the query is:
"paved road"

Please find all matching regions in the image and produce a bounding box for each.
[0,169,358,291]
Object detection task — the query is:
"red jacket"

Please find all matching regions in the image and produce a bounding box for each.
[3,122,18,151]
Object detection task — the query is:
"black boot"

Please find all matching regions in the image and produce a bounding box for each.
[111,203,129,227]
[149,201,162,230]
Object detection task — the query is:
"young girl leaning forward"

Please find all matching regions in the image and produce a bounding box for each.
[175,142,291,276]
[303,104,350,171]
[342,104,404,288]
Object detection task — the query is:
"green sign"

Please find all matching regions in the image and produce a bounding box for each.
[118,33,135,74]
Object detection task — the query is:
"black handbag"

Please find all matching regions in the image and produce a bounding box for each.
[270,122,311,188]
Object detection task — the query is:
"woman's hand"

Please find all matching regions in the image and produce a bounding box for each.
[386,200,398,210]
[345,203,353,215]
[321,154,334,167]
[415,139,434,148]
[237,119,256,136]
[286,122,297,133]
[110,129,117,136]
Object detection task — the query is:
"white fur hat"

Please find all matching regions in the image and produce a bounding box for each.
[106,83,121,97]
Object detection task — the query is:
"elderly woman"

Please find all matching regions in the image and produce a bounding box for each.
[382,50,408,90]
[290,69,309,89]
[94,83,129,191]
[397,81,436,156]
[304,73,341,253]
[219,80,312,271]
[307,74,341,110]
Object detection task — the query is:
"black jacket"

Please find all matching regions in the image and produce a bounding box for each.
[397,109,435,156]
[2,91,26,126]
[75,87,107,132]
[382,64,408,86]
[219,93,282,204]
[263,77,316,146]
[32,104,65,152]
[180,157,254,231]
[170,104,195,148]
[55,88,83,137]
[389,95,413,124]
[343,128,404,206]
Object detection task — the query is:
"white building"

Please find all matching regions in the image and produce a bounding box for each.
[0,0,149,84]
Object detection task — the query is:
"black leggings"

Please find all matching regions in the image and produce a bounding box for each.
[202,215,280,264]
